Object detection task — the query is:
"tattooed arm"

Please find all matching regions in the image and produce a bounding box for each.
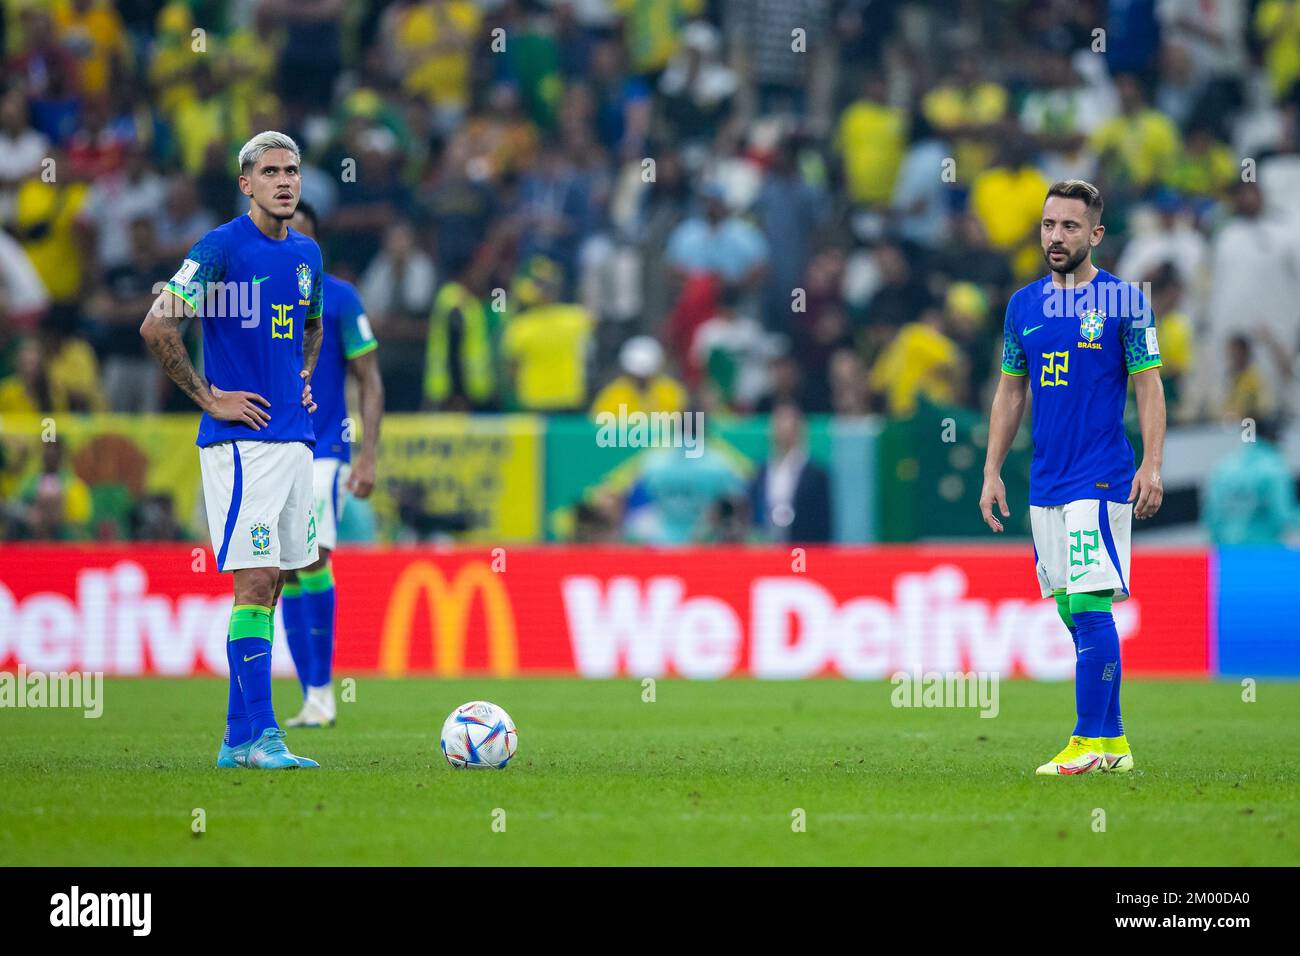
[141,291,271,429]
[140,291,211,409]
[302,312,322,379]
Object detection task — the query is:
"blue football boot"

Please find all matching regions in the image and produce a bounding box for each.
[216,739,251,769]
[248,727,318,769]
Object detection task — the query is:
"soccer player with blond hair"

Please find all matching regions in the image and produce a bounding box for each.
[141,131,324,769]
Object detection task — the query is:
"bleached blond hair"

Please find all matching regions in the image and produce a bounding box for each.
[238,131,300,175]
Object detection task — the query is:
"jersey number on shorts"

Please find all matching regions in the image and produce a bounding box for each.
[1069,529,1100,572]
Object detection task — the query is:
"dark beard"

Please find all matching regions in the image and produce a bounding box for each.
[257,197,295,220]
[1044,244,1090,275]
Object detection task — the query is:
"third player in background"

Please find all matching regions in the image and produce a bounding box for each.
[282,200,385,728]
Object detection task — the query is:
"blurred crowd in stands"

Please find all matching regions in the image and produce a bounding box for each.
[2,0,1300,543]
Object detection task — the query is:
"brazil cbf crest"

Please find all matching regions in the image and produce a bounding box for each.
[296,262,312,301]
[250,522,271,555]
[1079,309,1106,343]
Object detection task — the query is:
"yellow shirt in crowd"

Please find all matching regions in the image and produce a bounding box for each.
[0,376,38,414]
[0,339,105,414]
[870,323,960,417]
[1168,141,1237,198]
[503,304,593,411]
[54,0,130,96]
[396,0,482,110]
[1090,110,1181,189]
[969,164,1049,278]
[15,178,89,304]
[47,339,107,412]
[922,81,1007,178]
[1157,309,1193,377]
[173,96,227,175]
[149,3,201,119]
[1225,365,1275,422]
[1256,0,1300,98]
[591,375,688,418]
[614,0,704,74]
[835,99,906,206]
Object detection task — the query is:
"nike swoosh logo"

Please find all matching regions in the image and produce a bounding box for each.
[243,652,268,662]
[252,275,269,284]
[1078,647,1094,653]
[1023,324,1044,335]
[1069,572,1090,581]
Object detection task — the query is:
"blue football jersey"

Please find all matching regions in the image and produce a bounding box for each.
[1001,269,1162,506]
[310,274,377,461]
[164,214,324,448]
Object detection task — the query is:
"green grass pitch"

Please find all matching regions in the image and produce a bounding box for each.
[2,677,1297,865]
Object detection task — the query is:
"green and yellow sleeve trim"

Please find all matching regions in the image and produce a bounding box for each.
[345,340,378,360]
[162,283,198,310]
[1126,359,1163,375]
[1001,364,1028,376]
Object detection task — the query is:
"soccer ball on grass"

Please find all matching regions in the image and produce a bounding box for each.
[440,700,517,769]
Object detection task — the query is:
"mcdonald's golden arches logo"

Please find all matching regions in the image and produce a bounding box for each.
[379,560,519,677]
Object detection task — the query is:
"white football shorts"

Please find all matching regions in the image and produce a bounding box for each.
[312,456,351,552]
[1029,498,1132,602]
[201,440,319,572]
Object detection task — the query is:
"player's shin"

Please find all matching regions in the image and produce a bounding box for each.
[1069,591,1120,739]
[300,564,336,691]
[224,638,251,747]
[230,604,278,739]
[1102,657,1124,738]
[281,582,310,698]
[1100,657,1132,769]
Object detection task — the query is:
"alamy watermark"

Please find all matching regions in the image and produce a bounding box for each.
[50,886,150,935]
[158,277,266,327]
[595,404,705,458]
[1041,278,1154,325]
[1,665,103,718]
[890,670,999,718]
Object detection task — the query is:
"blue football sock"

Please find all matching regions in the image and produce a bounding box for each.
[1101,657,1124,738]
[300,565,336,688]
[280,582,309,698]
[230,604,277,739]
[1069,594,1120,739]
[224,639,251,747]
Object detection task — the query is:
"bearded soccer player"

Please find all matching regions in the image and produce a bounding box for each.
[280,200,384,728]
[141,131,323,769]
[979,180,1166,776]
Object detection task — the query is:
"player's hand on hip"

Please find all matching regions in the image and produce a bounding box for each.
[209,384,270,430]
[979,474,1010,533]
[300,369,317,413]
[1129,464,1163,519]
[347,452,376,499]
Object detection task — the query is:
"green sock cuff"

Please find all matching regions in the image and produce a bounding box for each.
[282,582,303,598]
[299,565,334,593]
[1053,590,1075,629]
[229,604,273,642]
[1069,590,1113,614]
